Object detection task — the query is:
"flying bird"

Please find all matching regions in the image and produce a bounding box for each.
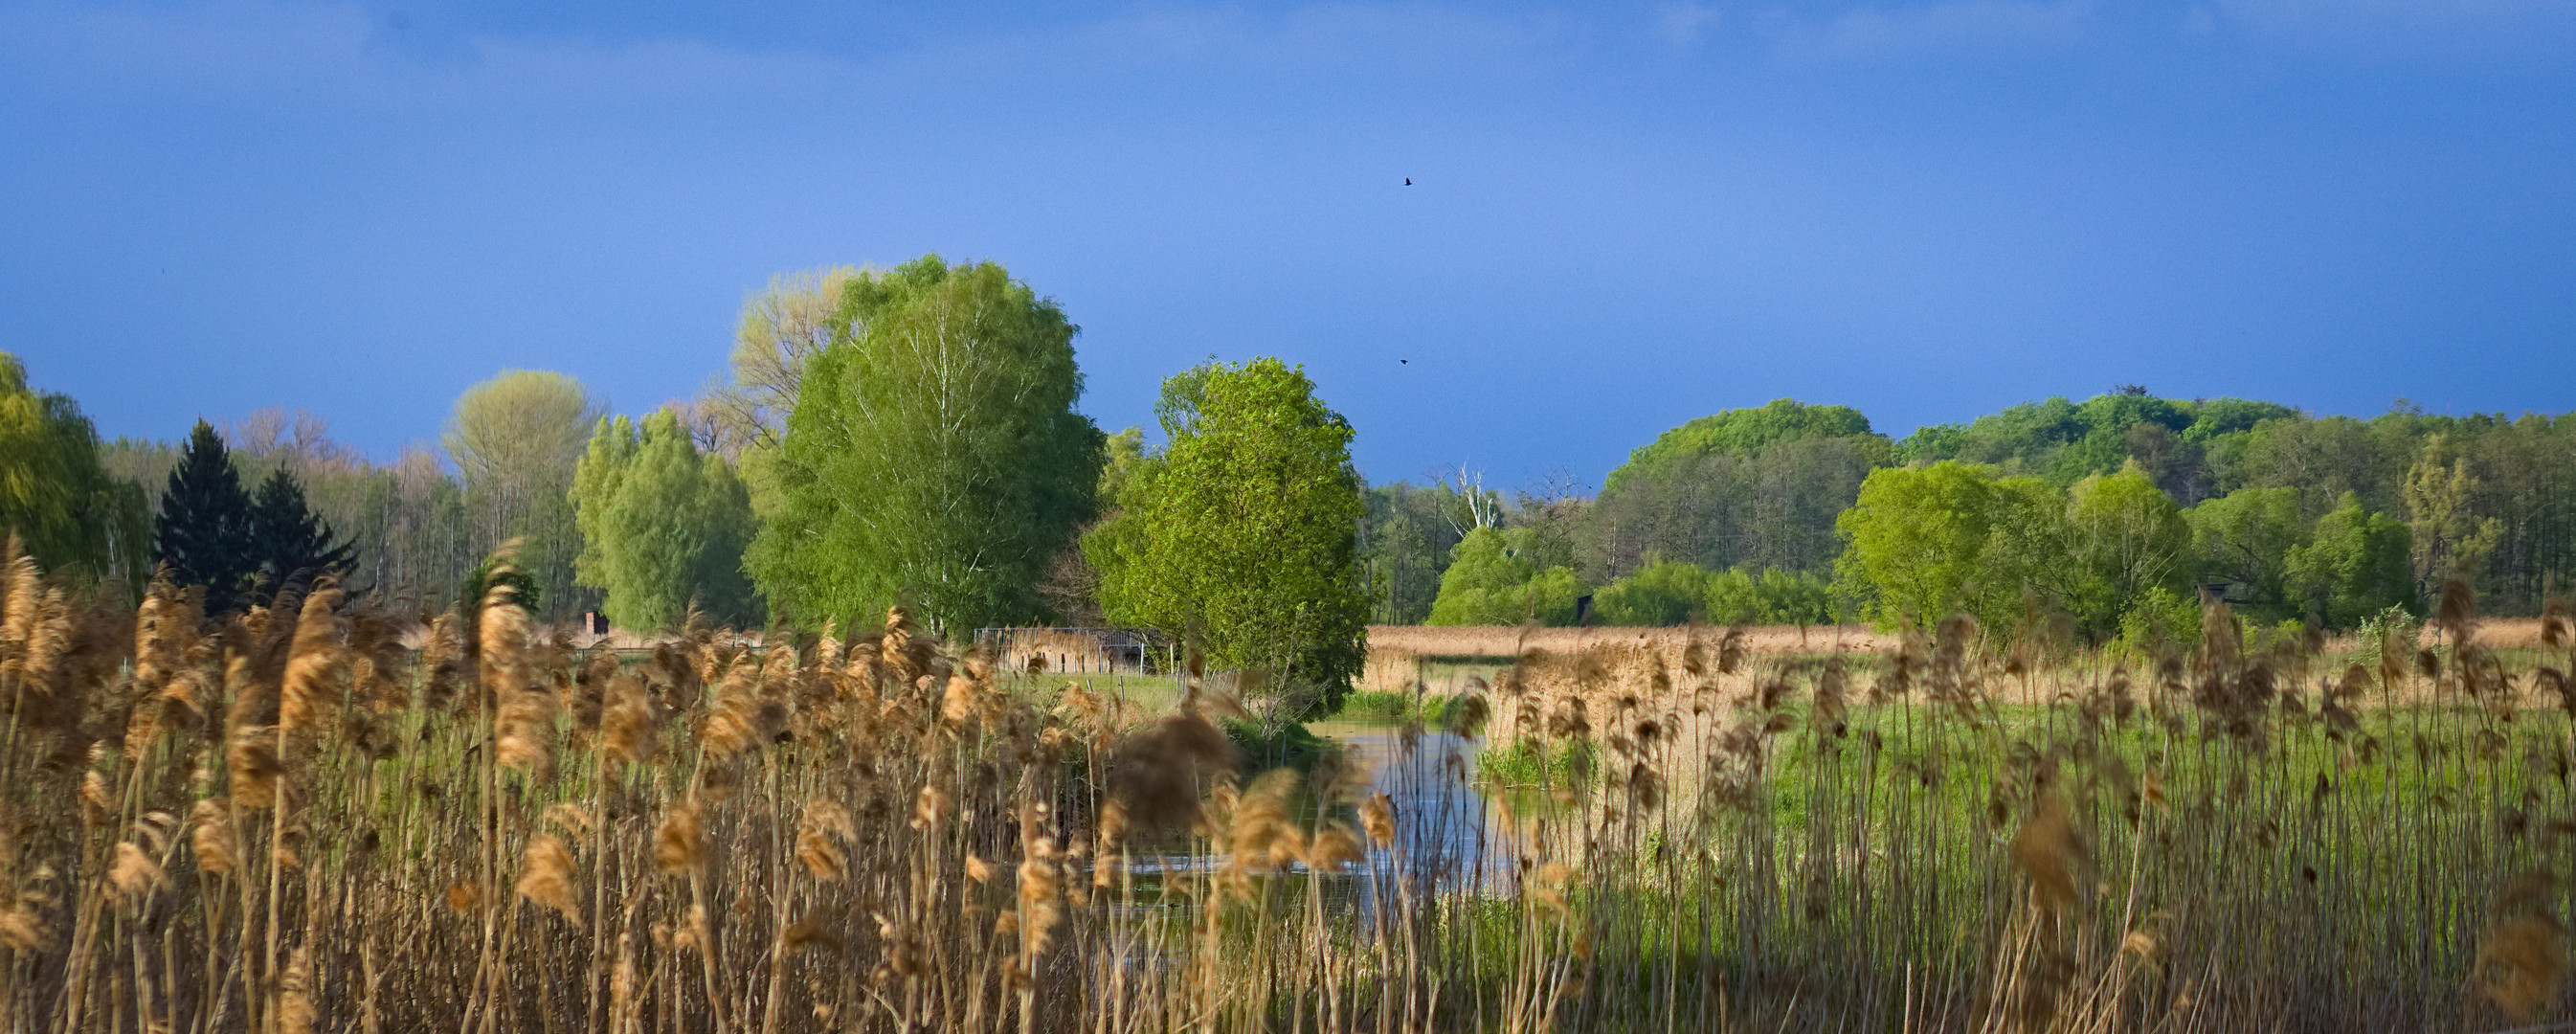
[1403,178,1412,186]
[1400,359,1408,365]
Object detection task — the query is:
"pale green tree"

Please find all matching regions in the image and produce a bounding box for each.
[1425,527,1585,626]
[1092,358,1368,714]
[572,410,761,630]
[1837,461,2115,636]
[0,352,148,587]
[694,265,865,516]
[2401,435,2502,593]
[1592,560,1709,626]
[748,257,1103,634]
[1834,461,2008,629]
[2062,463,2191,629]
[443,370,605,619]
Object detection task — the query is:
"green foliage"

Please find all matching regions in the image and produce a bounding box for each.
[0,354,147,592]
[2184,398,2300,441]
[461,552,542,619]
[1834,462,2012,629]
[1840,461,2190,639]
[2063,464,2192,624]
[1221,719,1334,773]
[1590,435,1881,579]
[2285,493,2414,629]
[1478,736,1597,787]
[1331,690,1452,724]
[1703,567,1840,626]
[749,257,1103,634]
[1092,358,1368,715]
[2113,586,2203,654]
[1425,527,1584,626]
[2352,604,2423,663]
[443,370,604,620]
[1605,398,1886,492]
[1359,478,1494,624]
[1893,390,2293,501]
[2186,486,2307,610]
[1592,560,1709,626]
[572,410,762,631]
[247,466,355,596]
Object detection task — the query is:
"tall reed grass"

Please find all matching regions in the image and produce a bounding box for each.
[0,535,2566,1031]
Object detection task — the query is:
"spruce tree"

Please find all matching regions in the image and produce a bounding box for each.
[248,466,355,596]
[153,420,257,611]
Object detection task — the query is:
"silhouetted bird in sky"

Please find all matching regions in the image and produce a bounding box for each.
[1400,359,1408,364]
[1403,178,1411,186]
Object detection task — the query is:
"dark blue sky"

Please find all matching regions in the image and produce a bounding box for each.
[5,0,2572,488]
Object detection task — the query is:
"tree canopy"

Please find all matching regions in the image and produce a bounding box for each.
[246,465,356,596]
[749,257,1103,634]
[443,370,603,620]
[1091,358,1368,714]
[1425,527,1584,627]
[1605,399,1884,492]
[0,352,147,588]
[572,409,761,630]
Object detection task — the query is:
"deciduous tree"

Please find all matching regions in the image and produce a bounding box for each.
[749,257,1102,634]
[572,410,761,630]
[1093,358,1367,714]
[443,371,603,620]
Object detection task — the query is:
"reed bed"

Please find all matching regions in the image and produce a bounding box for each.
[0,538,2569,1032]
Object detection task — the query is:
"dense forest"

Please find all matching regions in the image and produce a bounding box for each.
[1363,392,2576,632]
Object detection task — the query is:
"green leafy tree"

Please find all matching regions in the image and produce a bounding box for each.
[750,258,1103,634]
[1593,560,1711,626]
[153,420,259,611]
[1424,527,1584,626]
[1704,567,1841,625]
[1605,398,1882,492]
[1837,461,2103,635]
[2286,494,2414,628]
[246,466,356,596]
[2186,486,2307,610]
[1835,462,2008,629]
[2063,463,2191,625]
[0,353,146,588]
[2401,435,2503,593]
[1094,359,1368,713]
[444,371,604,620]
[572,410,762,630]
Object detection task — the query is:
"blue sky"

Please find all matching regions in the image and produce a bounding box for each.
[4,0,2572,488]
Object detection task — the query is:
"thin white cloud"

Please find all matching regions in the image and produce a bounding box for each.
[1775,0,2102,60]
[2208,0,2576,60]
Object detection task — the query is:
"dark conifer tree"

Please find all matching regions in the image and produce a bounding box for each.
[153,420,257,612]
[248,466,355,597]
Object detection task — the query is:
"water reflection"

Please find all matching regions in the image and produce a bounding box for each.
[1319,725,1515,891]
[1112,725,1517,895]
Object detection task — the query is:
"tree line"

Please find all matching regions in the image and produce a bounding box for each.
[11,258,2572,718]
[1374,388,2575,640]
[2,256,1368,710]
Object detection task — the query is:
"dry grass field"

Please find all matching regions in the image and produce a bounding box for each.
[2,540,2571,1033]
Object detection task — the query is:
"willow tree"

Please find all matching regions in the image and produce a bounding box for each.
[748,257,1103,634]
[0,352,148,590]
[571,409,761,630]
